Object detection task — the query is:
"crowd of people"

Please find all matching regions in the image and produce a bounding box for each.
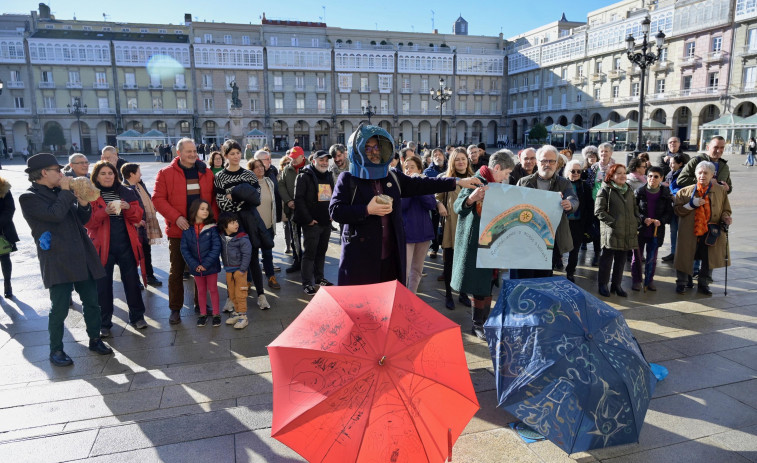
[11,128,735,365]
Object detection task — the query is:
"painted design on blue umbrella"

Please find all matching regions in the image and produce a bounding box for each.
[485,277,657,454]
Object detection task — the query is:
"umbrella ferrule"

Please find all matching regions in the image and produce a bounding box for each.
[379,355,386,366]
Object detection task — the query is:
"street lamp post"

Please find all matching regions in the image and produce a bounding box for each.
[625,16,665,156]
[67,98,87,153]
[361,100,376,124]
[430,77,453,147]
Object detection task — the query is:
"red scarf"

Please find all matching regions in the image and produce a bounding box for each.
[478,165,496,184]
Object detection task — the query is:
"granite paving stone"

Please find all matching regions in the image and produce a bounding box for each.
[70,434,235,463]
[0,429,98,463]
[653,353,757,397]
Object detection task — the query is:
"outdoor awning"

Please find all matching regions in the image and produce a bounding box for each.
[546,123,569,133]
[563,123,588,133]
[701,114,746,129]
[606,119,672,131]
[588,121,617,132]
[245,129,266,138]
[115,129,143,139]
[142,129,167,138]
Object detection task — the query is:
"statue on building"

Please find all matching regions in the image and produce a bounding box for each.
[230,81,242,109]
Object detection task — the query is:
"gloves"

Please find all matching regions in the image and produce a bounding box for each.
[692,197,704,207]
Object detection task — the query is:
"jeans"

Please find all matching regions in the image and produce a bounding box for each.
[631,237,659,285]
[97,243,146,328]
[406,240,430,294]
[301,223,331,285]
[669,215,679,256]
[748,152,755,166]
[49,278,101,353]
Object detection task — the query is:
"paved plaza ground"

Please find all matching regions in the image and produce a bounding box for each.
[0,152,755,462]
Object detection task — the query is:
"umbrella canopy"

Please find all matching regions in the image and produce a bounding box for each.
[268,280,479,463]
[485,277,656,454]
[588,120,617,132]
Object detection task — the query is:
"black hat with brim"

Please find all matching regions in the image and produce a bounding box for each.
[25,153,64,173]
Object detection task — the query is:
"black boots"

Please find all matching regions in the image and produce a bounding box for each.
[471,298,491,341]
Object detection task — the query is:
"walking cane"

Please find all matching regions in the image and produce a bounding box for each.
[722,222,729,296]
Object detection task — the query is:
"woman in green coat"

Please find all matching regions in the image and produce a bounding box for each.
[594,163,640,298]
[451,150,515,340]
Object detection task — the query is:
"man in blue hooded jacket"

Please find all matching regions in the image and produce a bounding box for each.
[329,125,481,286]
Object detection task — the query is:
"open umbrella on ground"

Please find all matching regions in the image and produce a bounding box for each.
[485,276,657,454]
[268,280,479,463]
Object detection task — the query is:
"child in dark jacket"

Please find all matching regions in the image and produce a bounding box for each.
[218,212,257,330]
[180,200,222,326]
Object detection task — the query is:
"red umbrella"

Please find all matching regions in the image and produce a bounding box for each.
[268,280,479,463]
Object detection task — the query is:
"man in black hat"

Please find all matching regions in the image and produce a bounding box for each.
[19,153,113,367]
[293,150,335,295]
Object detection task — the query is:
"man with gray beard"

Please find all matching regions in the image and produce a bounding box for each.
[293,150,336,295]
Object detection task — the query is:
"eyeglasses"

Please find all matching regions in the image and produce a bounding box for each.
[648,174,661,179]
[365,145,380,153]
[570,169,582,174]
[72,161,89,165]
[539,159,557,165]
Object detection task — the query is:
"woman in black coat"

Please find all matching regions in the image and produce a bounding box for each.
[0,176,20,298]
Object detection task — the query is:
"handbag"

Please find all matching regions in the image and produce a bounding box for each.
[0,235,11,256]
[704,223,721,246]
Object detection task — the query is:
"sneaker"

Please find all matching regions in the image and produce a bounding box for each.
[132,319,148,330]
[303,284,317,296]
[196,315,208,326]
[226,311,241,325]
[318,278,334,287]
[222,299,235,313]
[268,275,281,289]
[233,314,249,329]
[258,294,271,310]
[212,315,222,326]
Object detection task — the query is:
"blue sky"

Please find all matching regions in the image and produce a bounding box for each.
[9,0,612,38]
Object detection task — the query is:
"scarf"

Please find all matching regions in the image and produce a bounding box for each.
[693,182,711,237]
[610,181,628,193]
[475,166,495,216]
[135,182,163,244]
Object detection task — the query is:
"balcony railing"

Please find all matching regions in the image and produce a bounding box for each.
[651,61,672,72]
[679,55,699,67]
[248,85,259,91]
[529,83,540,91]
[737,45,757,57]
[489,89,501,95]
[543,80,554,88]
[0,108,32,115]
[66,82,82,89]
[589,73,603,83]
[608,69,624,79]
[148,84,163,90]
[703,51,727,63]
[93,82,109,89]
[273,85,284,91]
[556,79,568,86]
[358,87,371,93]
[508,87,518,94]
[400,88,413,94]
[473,88,485,95]
[519,85,529,92]
[123,83,138,89]
[173,84,188,90]
[572,76,588,85]
[38,82,55,88]
[458,87,470,94]
[6,81,24,89]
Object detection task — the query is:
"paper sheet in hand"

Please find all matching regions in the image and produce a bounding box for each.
[476,183,564,270]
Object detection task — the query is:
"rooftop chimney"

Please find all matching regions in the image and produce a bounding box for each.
[184,13,192,26]
[38,3,51,19]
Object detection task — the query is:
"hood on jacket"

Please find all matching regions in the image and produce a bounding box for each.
[199,223,217,233]
[348,124,395,180]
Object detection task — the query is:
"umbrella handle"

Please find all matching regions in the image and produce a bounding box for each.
[653,224,658,237]
[448,428,453,462]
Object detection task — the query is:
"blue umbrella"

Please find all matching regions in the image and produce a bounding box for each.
[485,277,657,454]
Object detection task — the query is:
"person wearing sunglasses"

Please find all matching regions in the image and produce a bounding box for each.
[564,160,594,283]
[19,153,113,366]
[630,166,674,291]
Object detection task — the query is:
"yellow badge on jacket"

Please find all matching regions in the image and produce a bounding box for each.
[318,184,333,201]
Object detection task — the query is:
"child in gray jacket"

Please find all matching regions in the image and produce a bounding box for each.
[218,213,261,329]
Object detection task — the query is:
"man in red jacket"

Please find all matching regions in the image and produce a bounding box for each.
[153,138,218,324]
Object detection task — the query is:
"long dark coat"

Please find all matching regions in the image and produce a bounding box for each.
[19,183,105,288]
[450,172,494,297]
[0,178,20,250]
[329,171,456,286]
